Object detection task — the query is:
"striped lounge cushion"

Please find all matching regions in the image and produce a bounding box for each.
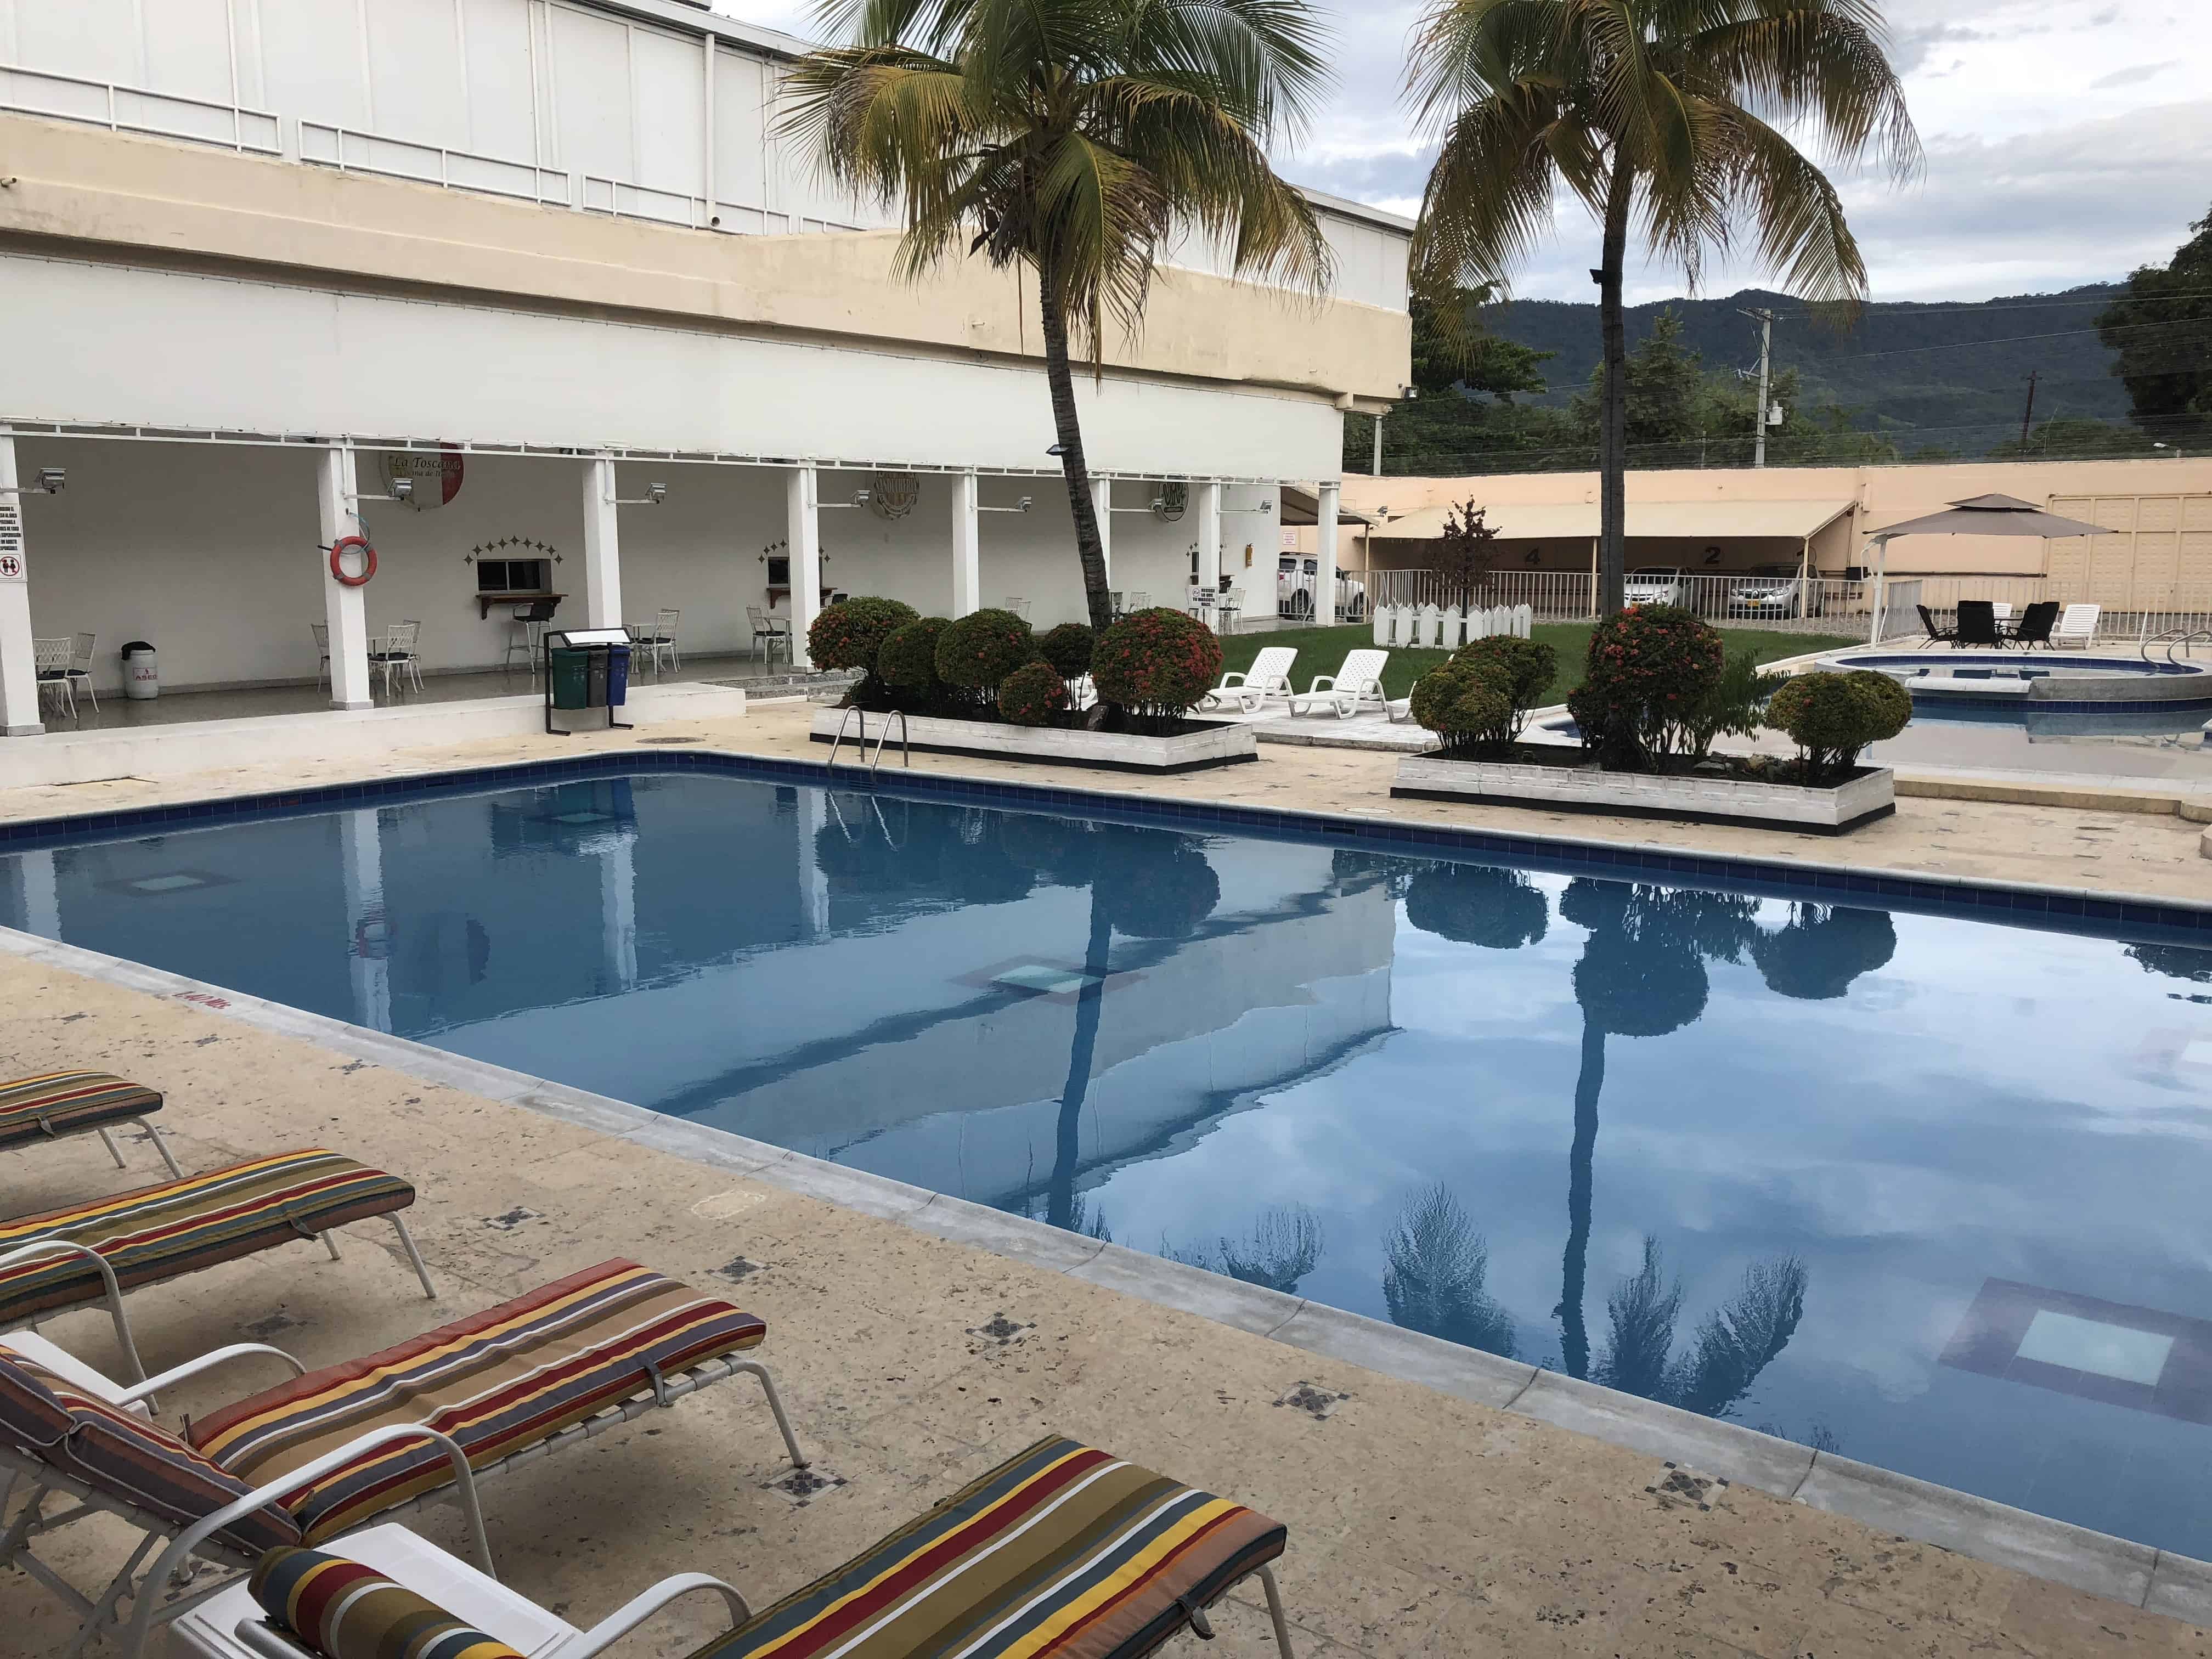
[192,1259,768,1544]
[692,1438,1288,1659]
[0,1070,162,1150]
[0,1150,415,1327]
[250,1545,524,1659]
[0,1343,300,1555]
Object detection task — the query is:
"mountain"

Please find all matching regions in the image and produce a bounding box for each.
[1487,285,2129,448]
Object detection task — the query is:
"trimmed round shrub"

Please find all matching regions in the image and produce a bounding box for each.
[998,661,1069,726]
[1452,635,1558,717]
[1037,622,1096,680]
[1571,604,1725,770]
[1764,669,1911,780]
[808,597,918,702]
[1408,657,1515,755]
[935,608,1037,698]
[879,617,951,709]
[1091,608,1222,723]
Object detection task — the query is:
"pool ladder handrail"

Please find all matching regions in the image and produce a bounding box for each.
[825,704,912,777]
[2140,628,2212,667]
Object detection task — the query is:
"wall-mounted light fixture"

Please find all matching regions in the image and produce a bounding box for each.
[349,476,412,504]
[0,467,65,498]
[608,481,669,506]
[979,496,1033,515]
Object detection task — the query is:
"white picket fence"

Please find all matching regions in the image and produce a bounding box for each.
[1370,602,1533,649]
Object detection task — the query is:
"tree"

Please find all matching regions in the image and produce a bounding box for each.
[1407,0,1920,612]
[1434,500,1502,603]
[2097,205,2212,434]
[1346,282,1568,475]
[1571,309,1705,452]
[782,0,1334,633]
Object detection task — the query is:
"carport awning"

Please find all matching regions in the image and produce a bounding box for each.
[1279,484,1374,527]
[1368,499,1854,541]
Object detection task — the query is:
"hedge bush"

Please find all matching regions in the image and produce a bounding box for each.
[1407,657,1515,755]
[878,616,952,710]
[998,661,1069,726]
[1037,622,1096,681]
[1091,608,1222,724]
[1764,670,1911,781]
[1567,604,1725,770]
[809,596,918,705]
[934,608,1037,704]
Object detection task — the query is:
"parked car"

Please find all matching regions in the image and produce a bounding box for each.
[1623,566,1686,607]
[1728,563,1823,619]
[1277,555,1367,620]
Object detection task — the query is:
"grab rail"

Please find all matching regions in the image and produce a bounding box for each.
[824,707,911,777]
[2141,629,2212,665]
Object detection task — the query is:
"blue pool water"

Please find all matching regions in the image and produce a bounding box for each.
[5,769,2212,1557]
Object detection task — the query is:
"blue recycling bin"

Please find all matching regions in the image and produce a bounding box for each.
[607,642,630,706]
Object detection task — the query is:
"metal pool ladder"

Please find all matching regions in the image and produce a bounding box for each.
[825,706,911,777]
[2141,628,2212,665]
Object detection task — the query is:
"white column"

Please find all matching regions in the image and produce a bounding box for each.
[580,456,623,629]
[1091,477,1113,586]
[339,808,391,1034]
[951,470,981,616]
[1197,479,1223,625]
[1317,481,1341,626]
[317,445,374,710]
[0,436,42,736]
[787,464,822,667]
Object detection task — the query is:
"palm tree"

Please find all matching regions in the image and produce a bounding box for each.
[1406,0,1920,613]
[781,0,1336,633]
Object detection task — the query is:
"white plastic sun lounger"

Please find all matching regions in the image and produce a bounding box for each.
[1204,646,1297,713]
[1288,649,1390,719]
[2053,602,2101,648]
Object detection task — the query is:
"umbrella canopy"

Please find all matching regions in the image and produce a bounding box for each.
[1866,493,2109,541]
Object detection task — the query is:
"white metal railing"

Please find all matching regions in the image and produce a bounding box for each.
[0,63,279,154]
[584,174,709,229]
[300,122,569,206]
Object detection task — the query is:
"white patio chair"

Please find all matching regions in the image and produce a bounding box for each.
[1288,647,1390,719]
[747,606,789,665]
[65,632,97,713]
[633,607,681,674]
[1001,596,1031,618]
[310,622,331,689]
[32,637,75,720]
[1203,645,1298,713]
[2054,602,2101,648]
[369,620,423,698]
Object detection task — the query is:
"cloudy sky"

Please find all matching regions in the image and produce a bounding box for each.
[713,0,2208,304]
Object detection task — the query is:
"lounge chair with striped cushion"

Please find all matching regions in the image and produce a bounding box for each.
[162,1437,1294,1659]
[0,1259,806,1658]
[0,1069,182,1181]
[0,1149,435,1381]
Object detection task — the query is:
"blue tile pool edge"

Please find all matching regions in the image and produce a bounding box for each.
[2,918,2204,1627]
[2,742,2208,948]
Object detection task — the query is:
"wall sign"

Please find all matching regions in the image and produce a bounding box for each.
[383,448,465,510]
[0,503,22,580]
[869,472,921,521]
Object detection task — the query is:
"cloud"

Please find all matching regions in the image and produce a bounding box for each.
[2087,60,2177,89]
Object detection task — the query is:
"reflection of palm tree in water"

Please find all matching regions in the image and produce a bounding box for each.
[1553,880,1893,1405]
[1168,1204,1324,1295]
[1382,1184,1515,1357]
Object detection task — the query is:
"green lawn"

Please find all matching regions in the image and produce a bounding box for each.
[1217,622,1864,704]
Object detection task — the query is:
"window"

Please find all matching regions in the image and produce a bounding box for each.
[477,558,551,594]
[765,554,791,588]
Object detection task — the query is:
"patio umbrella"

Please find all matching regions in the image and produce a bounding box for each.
[1863,494,2112,638]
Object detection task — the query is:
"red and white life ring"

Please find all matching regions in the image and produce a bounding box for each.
[329,535,377,586]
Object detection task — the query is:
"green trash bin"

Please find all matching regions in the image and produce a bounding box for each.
[549,646,592,710]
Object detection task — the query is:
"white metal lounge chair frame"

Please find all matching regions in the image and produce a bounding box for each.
[0,1217,439,1384]
[1288,650,1390,720]
[1203,646,1297,713]
[7,1102,184,1182]
[0,1324,808,1659]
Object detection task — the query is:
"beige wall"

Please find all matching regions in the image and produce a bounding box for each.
[1330,458,2212,605]
[0,114,1409,405]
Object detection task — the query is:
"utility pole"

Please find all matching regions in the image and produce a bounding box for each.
[1372,414,1385,477]
[1738,306,1775,468]
[2019,370,2039,449]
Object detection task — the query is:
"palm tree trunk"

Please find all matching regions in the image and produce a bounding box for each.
[1596,164,1634,618]
[1558,1014,1605,1380]
[1035,262,1116,634]
[1046,888,1114,1231]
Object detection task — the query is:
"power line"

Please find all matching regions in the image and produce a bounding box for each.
[1762,287,2212,321]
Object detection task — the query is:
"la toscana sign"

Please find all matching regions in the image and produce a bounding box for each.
[382,448,465,510]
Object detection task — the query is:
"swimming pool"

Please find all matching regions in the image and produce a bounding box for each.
[4,766,2211,1559]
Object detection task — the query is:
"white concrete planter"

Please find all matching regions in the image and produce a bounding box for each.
[810,707,1258,774]
[1392,753,1895,834]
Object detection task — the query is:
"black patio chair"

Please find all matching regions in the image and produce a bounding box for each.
[2012,600,2060,648]
[1955,600,2003,648]
[1915,604,1957,648]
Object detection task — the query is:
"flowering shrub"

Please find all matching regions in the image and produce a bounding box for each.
[934,608,1037,703]
[879,617,951,712]
[1037,622,1096,680]
[1765,670,1911,781]
[809,596,918,707]
[1407,657,1515,756]
[1091,608,1222,725]
[1567,605,1725,770]
[998,661,1070,726]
